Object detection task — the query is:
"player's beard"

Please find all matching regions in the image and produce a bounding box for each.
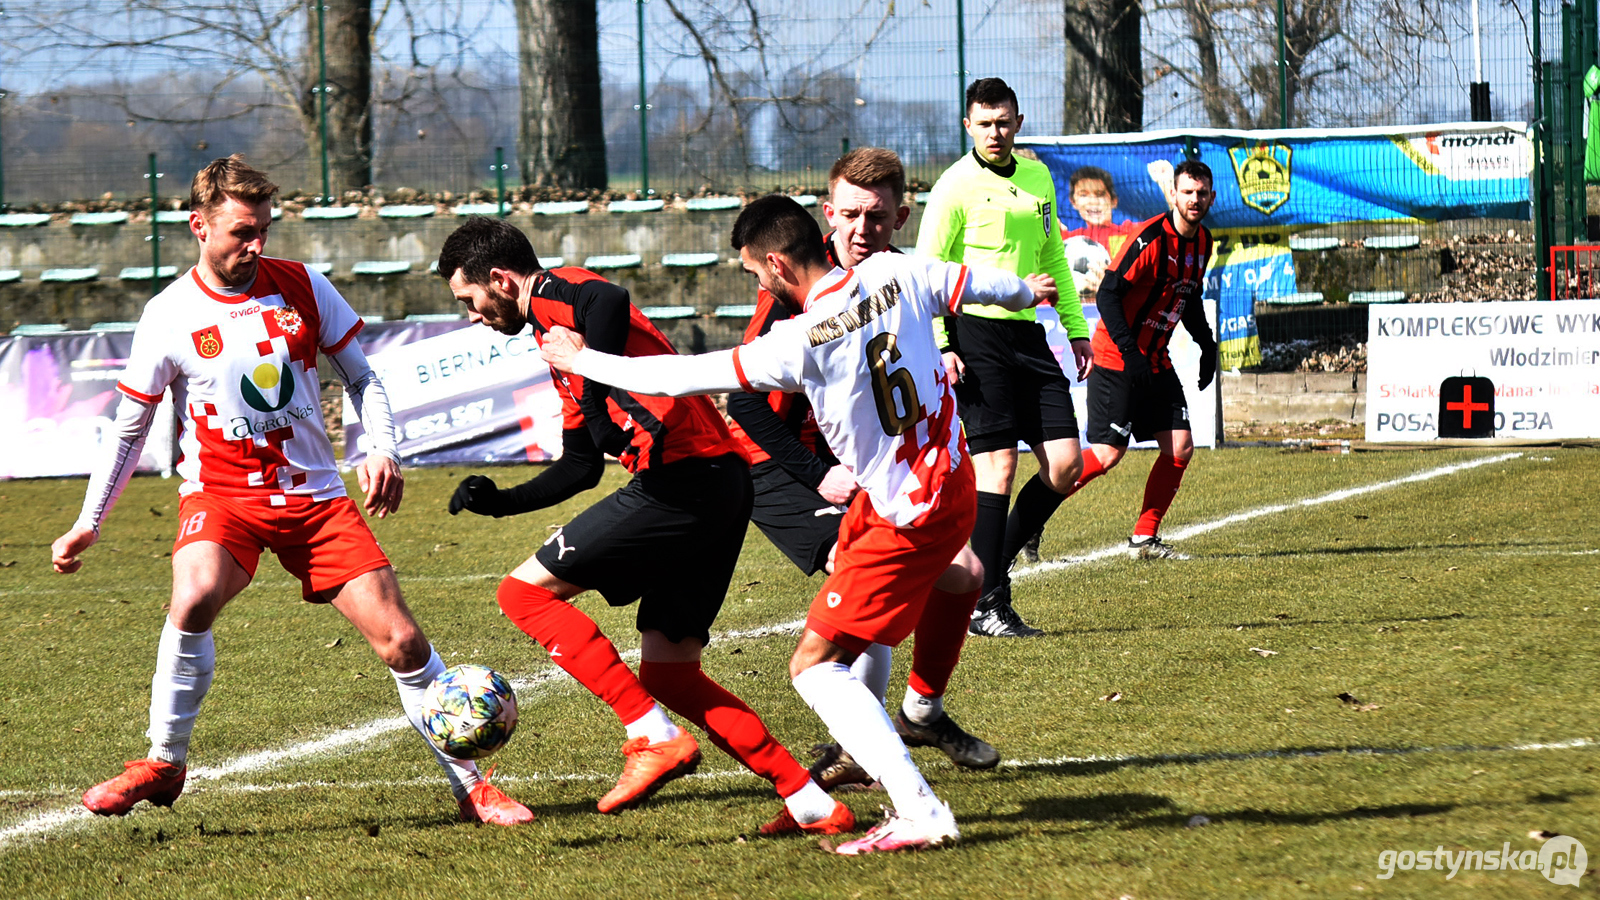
[485,283,527,335]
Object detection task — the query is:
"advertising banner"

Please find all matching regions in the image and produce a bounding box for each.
[1026,122,1532,376]
[1038,300,1218,449]
[1365,300,1600,441]
[0,332,175,480]
[342,320,565,467]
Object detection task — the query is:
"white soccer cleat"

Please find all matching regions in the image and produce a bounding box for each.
[831,804,959,855]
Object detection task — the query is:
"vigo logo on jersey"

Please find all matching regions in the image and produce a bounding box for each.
[192,326,224,360]
[240,362,298,413]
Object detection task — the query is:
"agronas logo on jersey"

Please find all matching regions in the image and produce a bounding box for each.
[1228,142,1292,215]
[240,361,297,413]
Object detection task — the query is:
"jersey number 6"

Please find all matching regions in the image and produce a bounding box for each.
[866,331,919,436]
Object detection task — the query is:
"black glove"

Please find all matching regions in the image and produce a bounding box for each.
[1196,340,1218,391]
[1122,349,1154,388]
[448,474,510,517]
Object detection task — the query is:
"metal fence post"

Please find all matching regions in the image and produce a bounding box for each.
[494,146,507,217]
[636,0,651,196]
[146,153,162,297]
[955,0,966,156]
[315,1,331,205]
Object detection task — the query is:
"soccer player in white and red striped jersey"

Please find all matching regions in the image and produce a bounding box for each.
[50,155,532,826]
[539,195,1049,854]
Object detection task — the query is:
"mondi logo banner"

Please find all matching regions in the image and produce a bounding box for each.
[1377,835,1586,885]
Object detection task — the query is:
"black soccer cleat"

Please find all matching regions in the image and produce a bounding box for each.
[968,583,1044,638]
[894,710,1000,769]
[1128,535,1189,560]
[807,742,875,790]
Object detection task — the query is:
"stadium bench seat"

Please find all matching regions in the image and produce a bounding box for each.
[118,266,178,280]
[0,213,51,227]
[0,269,21,283]
[684,197,741,211]
[11,323,68,335]
[301,207,360,220]
[661,252,720,267]
[914,192,932,204]
[543,257,565,269]
[352,260,412,276]
[41,267,100,282]
[1260,292,1326,306]
[309,262,334,275]
[607,199,665,214]
[452,203,502,216]
[1348,291,1406,304]
[1363,235,1420,251]
[378,204,435,218]
[89,321,138,332]
[153,210,190,224]
[70,212,129,226]
[584,254,642,270]
[641,306,698,320]
[403,313,463,322]
[714,304,757,318]
[360,314,387,323]
[1288,236,1340,252]
[533,201,589,216]
[792,195,818,208]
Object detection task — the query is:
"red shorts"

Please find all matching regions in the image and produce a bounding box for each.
[806,458,977,652]
[172,492,391,600]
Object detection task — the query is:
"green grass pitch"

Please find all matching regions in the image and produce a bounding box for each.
[0,447,1594,898]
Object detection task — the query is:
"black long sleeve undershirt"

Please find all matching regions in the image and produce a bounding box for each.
[569,279,633,457]
[496,426,606,515]
[1095,271,1145,365]
[726,392,832,489]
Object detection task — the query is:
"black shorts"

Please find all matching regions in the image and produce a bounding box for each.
[952,315,1080,454]
[1085,366,1191,447]
[535,453,752,646]
[749,460,845,576]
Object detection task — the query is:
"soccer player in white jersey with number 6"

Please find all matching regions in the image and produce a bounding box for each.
[50,155,533,827]
[540,194,1049,854]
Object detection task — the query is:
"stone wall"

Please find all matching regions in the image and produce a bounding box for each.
[1225,372,1365,424]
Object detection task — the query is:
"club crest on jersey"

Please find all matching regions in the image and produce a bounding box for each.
[240,362,297,413]
[1228,141,1292,215]
[273,307,304,336]
[192,326,224,359]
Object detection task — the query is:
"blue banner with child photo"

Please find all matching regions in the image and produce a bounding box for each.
[1022,122,1531,370]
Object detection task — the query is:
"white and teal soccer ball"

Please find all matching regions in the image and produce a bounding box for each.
[420,664,518,760]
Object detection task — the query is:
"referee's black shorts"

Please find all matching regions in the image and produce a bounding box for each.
[749,460,846,576]
[1085,366,1191,447]
[953,315,1080,455]
[535,453,752,647]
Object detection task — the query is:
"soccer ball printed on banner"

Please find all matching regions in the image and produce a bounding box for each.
[420,664,519,760]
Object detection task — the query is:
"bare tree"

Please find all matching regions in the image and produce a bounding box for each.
[1061,0,1144,134]
[300,0,373,193]
[513,0,607,189]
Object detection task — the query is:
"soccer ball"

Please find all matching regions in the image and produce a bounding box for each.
[420,664,518,760]
[1063,234,1112,293]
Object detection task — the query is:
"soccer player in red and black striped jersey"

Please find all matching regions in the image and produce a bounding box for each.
[1069,159,1219,559]
[726,149,998,790]
[436,218,851,835]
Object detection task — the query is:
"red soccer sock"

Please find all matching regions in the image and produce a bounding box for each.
[907,587,981,699]
[1134,454,1189,538]
[496,577,656,726]
[1068,448,1109,497]
[638,660,811,798]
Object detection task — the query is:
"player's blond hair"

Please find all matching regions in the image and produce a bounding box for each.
[189,154,278,215]
[827,147,906,207]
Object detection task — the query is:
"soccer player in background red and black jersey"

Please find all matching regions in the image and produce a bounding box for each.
[436,218,851,835]
[1067,159,1219,559]
[726,149,998,792]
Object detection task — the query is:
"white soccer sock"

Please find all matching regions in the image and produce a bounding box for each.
[851,643,893,705]
[901,686,945,725]
[391,647,480,801]
[792,661,945,823]
[783,779,837,825]
[146,621,216,766]
[622,704,682,745]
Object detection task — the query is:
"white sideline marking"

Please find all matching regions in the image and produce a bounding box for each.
[0,453,1527,848]
[1010,452,1523,580]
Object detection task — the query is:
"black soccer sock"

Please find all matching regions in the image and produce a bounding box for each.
[973,490,1011,600]
[1002,474,1068,566]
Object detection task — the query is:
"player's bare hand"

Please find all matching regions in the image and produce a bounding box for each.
[1070,338,1094,381]
[358,453,404,518]
[816,465,859,507]
[1024,273,1058,307]
[941,350,966,386]
[51,526,97,574]
[540,325,587,373]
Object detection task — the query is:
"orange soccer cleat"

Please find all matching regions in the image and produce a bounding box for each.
[458,769,536,826]
[82,758,187,817]
[758,799,856,837]
[596,732,702,814]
